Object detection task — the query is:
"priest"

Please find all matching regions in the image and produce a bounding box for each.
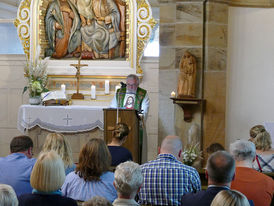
[110,74,150,162]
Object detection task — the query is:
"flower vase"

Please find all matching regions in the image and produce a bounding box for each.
[29,96,41,105]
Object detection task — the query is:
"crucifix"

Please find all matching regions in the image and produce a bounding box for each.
[70,58,88,99]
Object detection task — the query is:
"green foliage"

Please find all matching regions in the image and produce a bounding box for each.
[182,143,202,166]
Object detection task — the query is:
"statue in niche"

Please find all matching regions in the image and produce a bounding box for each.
[45,0,82,58]
[177,51,197,98]
[77,0,121,59]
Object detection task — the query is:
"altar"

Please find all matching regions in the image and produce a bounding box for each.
[17,105,107,162]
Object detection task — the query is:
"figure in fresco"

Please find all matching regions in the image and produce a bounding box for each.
[45,0,82,58]
[177,51,197,97]
[77,0,121,59]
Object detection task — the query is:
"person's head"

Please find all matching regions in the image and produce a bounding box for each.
[251,130,272,151]
[83,196,112,206]
[76,138,111,181]
[125,96,134,105]
[206,151,235,186]
[30,150,65,192]
[112,123,129,143]
[42,133,73,167]
[206,143,225,155]
[126,74,139,93]
[230,140,256,163]
[159,135,182,160]
[210,190,250,206]
[0,184,18,206]
[114,161,143,199]
[10,135,33,158]
[249,125,265,139]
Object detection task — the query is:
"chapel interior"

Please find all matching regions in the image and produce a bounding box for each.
[1,0,274,166]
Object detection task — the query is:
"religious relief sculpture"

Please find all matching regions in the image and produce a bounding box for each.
[177,51,197,98]
[45,0,82,58]
[44,0,125,60]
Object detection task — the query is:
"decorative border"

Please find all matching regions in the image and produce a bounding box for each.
[14,0,31,59]
[15,0,156,76]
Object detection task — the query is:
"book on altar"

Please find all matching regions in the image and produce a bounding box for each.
[41,91,67,102]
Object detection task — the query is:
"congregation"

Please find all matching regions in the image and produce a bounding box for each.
[0,125,273,206]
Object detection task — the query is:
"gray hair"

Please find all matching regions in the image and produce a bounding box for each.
[0,184,18,206]
[206,151,235,184]
[83,196,111,206]
[127,74,140,85]
[160,136,182,157]
[230,140,256,162]
[114,161,143,198]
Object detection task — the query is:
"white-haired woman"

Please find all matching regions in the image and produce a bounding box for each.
[18,151,77,206]
[113,161,143,205]
[0,184,18,206]
[249,125,274,172]
[42,133,76,175]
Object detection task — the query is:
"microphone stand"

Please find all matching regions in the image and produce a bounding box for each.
[116,82,127,124]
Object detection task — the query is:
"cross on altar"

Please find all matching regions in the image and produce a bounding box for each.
[70,58,88,99]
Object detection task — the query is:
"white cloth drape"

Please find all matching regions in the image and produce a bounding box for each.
[17,105,106,133]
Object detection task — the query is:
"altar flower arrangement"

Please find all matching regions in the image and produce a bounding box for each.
[181,143,202,166]
[23,57,49,97]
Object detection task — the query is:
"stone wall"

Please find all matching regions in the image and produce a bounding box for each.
[158,0,228,159]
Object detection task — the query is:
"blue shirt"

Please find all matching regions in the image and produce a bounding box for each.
[0,153,36,196]
[138,154,201,206]
[61,171,117,202]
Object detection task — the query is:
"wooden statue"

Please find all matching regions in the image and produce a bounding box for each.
[177,51,197,98]
[45,0,81,58]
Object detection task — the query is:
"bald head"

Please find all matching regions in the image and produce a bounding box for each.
[160,136,182,159]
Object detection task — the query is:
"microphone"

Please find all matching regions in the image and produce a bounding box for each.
[120,82,127,88]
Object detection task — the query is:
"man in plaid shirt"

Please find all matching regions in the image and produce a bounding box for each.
[138,135,201,205]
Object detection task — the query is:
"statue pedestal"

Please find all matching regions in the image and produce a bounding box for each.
[171,97,205,122]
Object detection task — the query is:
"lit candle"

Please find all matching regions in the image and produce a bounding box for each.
[91,85,96,99]
[105,80,110,94]
[61,84,66,93]
[115,85,121,93]
[171,91,176,98]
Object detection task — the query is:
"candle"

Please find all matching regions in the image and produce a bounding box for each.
[115,85,121,93]
[171,91,176,98]
[105,80,110,94]
[61,84,66,93]
[91,85,96,99]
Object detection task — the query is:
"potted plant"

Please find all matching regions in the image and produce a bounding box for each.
[23,57,49,105]
[181,142,203,168]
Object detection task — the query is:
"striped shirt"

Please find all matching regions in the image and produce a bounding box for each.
[138,154,201,206]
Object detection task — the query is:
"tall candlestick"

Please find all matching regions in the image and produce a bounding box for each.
[61,84,66,93]
[105,80,110,94]
[91,85,96,99]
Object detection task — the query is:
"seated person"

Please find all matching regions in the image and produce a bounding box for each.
[113,161,143,206]
[206,143,225,155]
[42,133,76,175]
[0,135,36,196]
[139,135,201,205]
[107,123,132,166]
[210,190,250,206]
[18,151,77,206]
[230,140,274,206]
[61,138,117,203]
[0,184,18,206]
[249,125,274,172]
[181,151,235,206]
[83,196,112,206]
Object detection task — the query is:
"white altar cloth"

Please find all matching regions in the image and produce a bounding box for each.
[18,105,107,133]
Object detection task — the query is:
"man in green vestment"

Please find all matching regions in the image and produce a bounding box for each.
[110,74,150,162]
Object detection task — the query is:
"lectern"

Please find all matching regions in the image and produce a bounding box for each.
[103,108,140,163]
